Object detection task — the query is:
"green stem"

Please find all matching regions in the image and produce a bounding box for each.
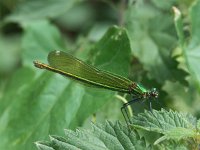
[115,94,133,117]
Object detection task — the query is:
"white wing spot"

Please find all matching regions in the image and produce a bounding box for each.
[55,50,61,55]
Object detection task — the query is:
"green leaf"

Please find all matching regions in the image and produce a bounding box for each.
[162,81,200,113]
[92,26,131,77]
[0,34,21,73]
[156,141,188,150]
[4,0,78,24]
[0,24,131,150]
[0,67,35,116]
[173,6,185,47]
[88,23,111,42]
[154,127,196,144]
[36,121,149,150]
[130,109,197,144]
[67,26,132,128]
[22,20,65,67]
[35,141,54,150]
[183,0,200,91]
[131,109,196,133]
[55,2,96,31]
[172,7,189,82]
[125,1,187,84]
[152,0,176,10]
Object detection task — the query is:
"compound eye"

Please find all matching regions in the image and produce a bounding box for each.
[151,88,158,98]
[155,92,158,98]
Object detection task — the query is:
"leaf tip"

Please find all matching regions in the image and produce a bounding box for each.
[172,6,181,20]
[34,141,43,149]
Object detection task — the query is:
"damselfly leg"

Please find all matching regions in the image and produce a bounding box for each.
[148,99,163,131]
[121,97,140,131]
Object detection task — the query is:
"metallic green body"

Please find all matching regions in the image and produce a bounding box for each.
[37,50,147,96]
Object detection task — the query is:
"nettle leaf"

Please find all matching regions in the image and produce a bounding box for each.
[35,121,149,150]
[125,1,187,85]
[157,141,188,150]
[4,0,78,24]
[154,128,195,145]
[35,141,54,150]
[130,109,198,144]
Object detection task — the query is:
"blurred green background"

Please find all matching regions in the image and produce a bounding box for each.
[0,0,200,149]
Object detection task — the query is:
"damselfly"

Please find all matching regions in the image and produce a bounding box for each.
[33,50,159,127]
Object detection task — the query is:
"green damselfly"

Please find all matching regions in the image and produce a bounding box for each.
[33,50,159,126]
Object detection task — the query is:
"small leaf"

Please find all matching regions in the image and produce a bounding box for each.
[173,6,185,47]
[154,127,196,145]
[130,109,199,145]
[131,109,197,136]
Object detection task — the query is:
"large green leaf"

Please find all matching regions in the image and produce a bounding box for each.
[22,20,65,67]
[0,21,131,150]
[92,26,131,77]
[66,26,131,128]
[0,68,71,150]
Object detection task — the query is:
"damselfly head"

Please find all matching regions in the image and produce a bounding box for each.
[150,88,158,98]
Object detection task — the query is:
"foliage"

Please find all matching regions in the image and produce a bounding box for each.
[35,109,200,150]
[36,121,149,150]
[0,0,200,149]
